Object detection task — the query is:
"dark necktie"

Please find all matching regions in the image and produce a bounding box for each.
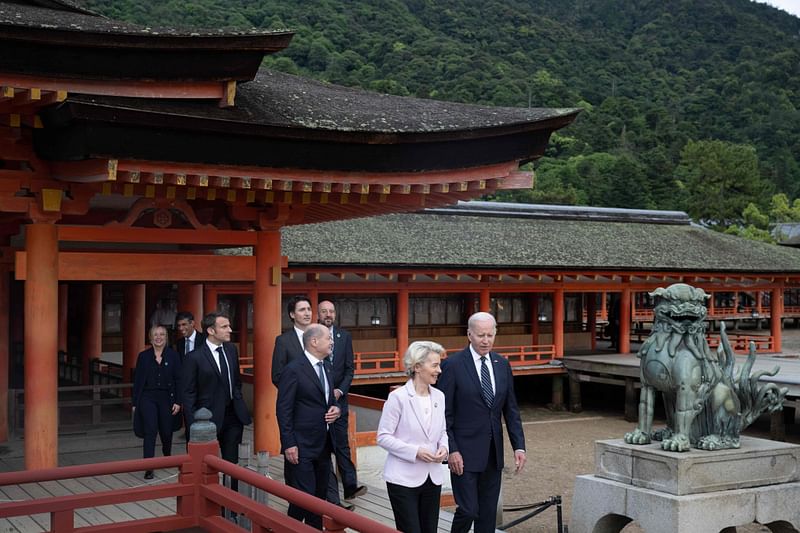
[480,356,494,408]
[316,361,327,400]
[216,346,232,399]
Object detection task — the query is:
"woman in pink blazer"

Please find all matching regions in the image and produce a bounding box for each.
[377,341,449,533]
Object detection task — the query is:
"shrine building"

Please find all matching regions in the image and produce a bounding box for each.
[0,0,579,467]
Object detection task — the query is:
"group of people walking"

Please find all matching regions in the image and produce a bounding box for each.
[132,299,526,533]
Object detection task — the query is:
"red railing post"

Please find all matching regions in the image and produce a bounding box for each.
[183,438,221,524]
[51,509,73,532]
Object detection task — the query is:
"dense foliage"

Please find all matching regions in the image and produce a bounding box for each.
[82,0,800,232]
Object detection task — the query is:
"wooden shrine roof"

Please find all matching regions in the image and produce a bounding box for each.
[280,202,800,273]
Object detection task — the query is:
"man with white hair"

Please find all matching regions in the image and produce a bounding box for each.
[437,312,526,533]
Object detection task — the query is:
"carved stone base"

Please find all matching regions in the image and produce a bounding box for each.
[571,438,800,533]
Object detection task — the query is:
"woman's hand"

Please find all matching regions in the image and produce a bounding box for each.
[416,447,439,463]
[433,447,448,462]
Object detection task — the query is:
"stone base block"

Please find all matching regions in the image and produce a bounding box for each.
[570,474,800,533]
[596,437,800,495]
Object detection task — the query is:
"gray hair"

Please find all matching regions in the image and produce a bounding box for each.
[468,312,497,332]
[302,323,327,346]
[403,340,446,377]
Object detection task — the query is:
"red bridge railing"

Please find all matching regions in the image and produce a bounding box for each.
[0,440,397,533]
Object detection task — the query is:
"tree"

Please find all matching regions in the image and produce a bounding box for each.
[674,140,771,229]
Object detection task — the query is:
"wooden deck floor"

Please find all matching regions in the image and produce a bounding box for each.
[0,428,462,533]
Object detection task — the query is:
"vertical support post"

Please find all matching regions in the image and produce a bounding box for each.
[57,283,68,354]
[550,375,564,410]
[600,291,607,322]
[553,288,564,358]
[238,295,249,359]
[24,223,59,469]
[479,288,490,313]
[348,409,358,469]
[204,286,218,315]
[771,287,783,353]
[396,288,409,364]
[123,284,146,389]
[531,294,540,346]
[587,292,597,351]
[620,287,632,355]
[568,371,582,413]
[177,282,203,326]
[756,291,763,316]
[254,230,282,454]
[82,283,102,385]
[0,267,8,442]
[308,287,319,323]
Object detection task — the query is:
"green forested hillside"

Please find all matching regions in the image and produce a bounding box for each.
[81,0,800,233]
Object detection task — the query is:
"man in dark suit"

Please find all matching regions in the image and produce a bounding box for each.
[318,300,366,508]
[174,311,205,362]
[438,312,527,533]
[271,295,313,387]
[183,312,252,473]
[277,324,341,530]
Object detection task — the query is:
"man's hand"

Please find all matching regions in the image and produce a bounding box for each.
[171,403,181,415]
[514,450,527,473]
[285,446,299,464]
[324,405,340,423]
[448,451,464,475]
[334,389,343,400]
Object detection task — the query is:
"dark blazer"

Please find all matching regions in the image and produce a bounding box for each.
[276,355,338,458]
[437,346,525,472]
[132,346,182,437]
[175,330,205,360]
[329,325,355,397]
[182,341,252,431]
[271,328,305,386]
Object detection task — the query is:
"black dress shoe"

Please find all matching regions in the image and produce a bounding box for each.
[144,470,154,480]
[338,502,355,511]
[344,485,367,500]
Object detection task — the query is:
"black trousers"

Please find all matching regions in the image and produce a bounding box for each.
[386,476,441,533]
[140,389,173,459]
[450,439,502,533]
[286,434,332,530]
[219,403,244,493]
[326,407,358,503]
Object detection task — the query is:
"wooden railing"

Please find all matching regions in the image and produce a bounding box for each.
[0,438,396,533]
[629,333,774,353]
[494,344,558,366]
[9,383,133,437]
[631,307,771,322]
[354,350,401,374]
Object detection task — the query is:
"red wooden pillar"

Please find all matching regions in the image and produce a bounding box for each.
[479,288,490,313]
[397,288,409,359]
[553,288,564,358]
[204,286,218,316]
[620,287,632,354]
[254,230,282,454]
[531,294,540,346]
[771,287,783,353]
[57,283,68,354]
[0,267,9,442]
[587,293,597,351]
[708,291,716,316]
[308,287,319,323]
[81,283,103,385]
[123,284,145,386]
[24,223,59,469]
[177,282,203,325]
[238,295,249,359]
[756,291,763,316]
[600,291,608,321]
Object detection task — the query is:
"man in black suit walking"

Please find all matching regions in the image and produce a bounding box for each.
[271,296,313,386]
[174,311,204,362]
[318,300,366,508]
[183,312,252,472]
[277,324,341,529]
[438,312,526,533]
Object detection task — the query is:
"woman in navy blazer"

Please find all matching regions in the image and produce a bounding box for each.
[377,341,449,533]
[133,325,182,479]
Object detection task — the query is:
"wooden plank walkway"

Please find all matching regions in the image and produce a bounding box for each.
[0,427,462,532]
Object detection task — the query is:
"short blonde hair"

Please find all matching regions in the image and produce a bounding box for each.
[403,340,446,377]
[148,324,167,341]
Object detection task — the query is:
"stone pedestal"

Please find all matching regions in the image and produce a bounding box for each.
[571,437,800,533]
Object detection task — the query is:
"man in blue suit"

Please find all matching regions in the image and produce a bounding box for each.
[277,323,342,530]
[318,300,366,508]
[438,312,527,533]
